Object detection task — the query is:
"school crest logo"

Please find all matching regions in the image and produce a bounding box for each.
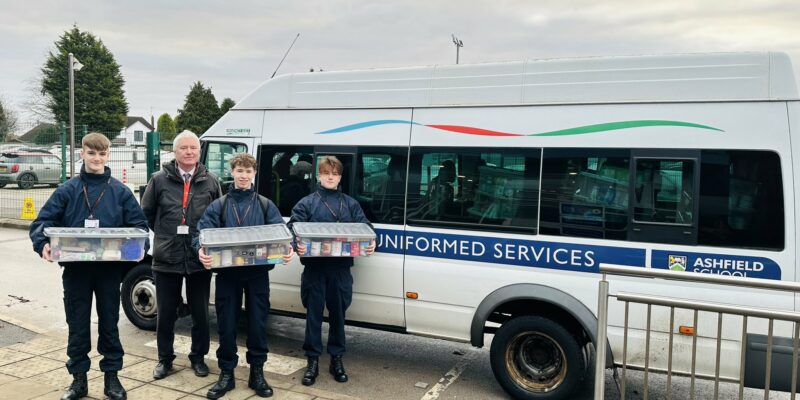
[668,255,688,271]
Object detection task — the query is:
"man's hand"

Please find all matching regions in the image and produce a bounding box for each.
[198,247,213,269]
[41,243,53,262]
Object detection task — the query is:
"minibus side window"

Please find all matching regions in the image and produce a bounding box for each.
[540,149,630,240]
[354,148,408,225]
[204,142,248,194]
[698,150,783,250]
[633,159,694,225]
[407,147,540,233]
[256,145,314,217]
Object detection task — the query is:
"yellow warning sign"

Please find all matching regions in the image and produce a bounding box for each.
[21,196,37,220]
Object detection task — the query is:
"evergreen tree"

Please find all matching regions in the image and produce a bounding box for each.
[157,113,177,142]
[219,98,236,115]
[41,25,128,139]
[175,82,220,134]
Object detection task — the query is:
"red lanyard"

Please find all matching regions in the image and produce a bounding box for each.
[181,180,191,224]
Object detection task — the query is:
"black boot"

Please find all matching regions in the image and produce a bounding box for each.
[330,355,348,383]
[301,357,319,386]
[60,372,88,400]
[248,364,273,397]
[207,369,235,399]
[104,371,127,400]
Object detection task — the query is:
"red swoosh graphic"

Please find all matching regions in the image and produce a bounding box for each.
[426,125,522,137]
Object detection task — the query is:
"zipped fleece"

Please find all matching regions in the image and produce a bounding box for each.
[142,160,221,275]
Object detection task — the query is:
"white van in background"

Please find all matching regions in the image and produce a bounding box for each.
[122,52,799,399]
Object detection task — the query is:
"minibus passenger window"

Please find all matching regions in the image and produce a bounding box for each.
[256,145,314,216]
[633,159,694,225]
[204,142,247,193]
[407,147,540,233]
[540,149,629,240]
[355,149,408,225]
[698,150,783,250]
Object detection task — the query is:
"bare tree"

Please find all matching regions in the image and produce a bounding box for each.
[0,96,19,142]
[22,73,55,123]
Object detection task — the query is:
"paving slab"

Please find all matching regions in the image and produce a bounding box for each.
[6,335,67,355]
[27,366,102,389]
[0,378,59,400]
[0,357,62,379]
[0,348,35,367]
[125,383,187,400]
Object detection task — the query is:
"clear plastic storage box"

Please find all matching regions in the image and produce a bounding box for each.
[200,224,293,268]
[44,227,148,262]
[291,222,376,257]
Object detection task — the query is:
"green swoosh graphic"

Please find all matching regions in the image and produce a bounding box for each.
[529,120,724,137]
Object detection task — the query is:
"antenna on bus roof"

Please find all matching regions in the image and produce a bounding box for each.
[271,33,300,79]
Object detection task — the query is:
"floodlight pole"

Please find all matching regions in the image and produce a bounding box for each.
[452,34,464,64]
[68,53,76,177]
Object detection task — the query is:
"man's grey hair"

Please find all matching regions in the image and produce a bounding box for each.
[173,130,200,149]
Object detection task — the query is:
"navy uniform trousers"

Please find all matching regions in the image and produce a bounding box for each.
[62,264,124,374]
[215,269,270,370]
[301,264,353,357]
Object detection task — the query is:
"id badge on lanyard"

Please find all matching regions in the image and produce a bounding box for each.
[84,218,99,228]
[178,179,191,235]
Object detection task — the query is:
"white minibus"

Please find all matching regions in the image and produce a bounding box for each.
[123,52,800,399]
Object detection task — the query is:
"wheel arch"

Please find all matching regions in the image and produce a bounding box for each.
[470,283,614,368]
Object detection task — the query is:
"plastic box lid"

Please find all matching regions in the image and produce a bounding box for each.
[44,227,149,238]
[200,224,292,247]
[291,222,375,239]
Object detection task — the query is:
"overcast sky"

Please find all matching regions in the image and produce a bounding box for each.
[2,0,800,131]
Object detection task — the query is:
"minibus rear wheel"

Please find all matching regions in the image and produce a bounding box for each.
[490,316,584,399]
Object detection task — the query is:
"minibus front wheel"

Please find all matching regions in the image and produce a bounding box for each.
[490,315,584,399]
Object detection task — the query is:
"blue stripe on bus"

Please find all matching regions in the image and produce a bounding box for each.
[375,228,646,273]
[651,250,781,280]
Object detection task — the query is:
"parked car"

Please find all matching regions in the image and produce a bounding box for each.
[0,151,63,189]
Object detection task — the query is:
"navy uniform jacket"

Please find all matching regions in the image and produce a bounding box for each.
[29,166,149,264]
[194,184,285,275]
[287,185,373,268]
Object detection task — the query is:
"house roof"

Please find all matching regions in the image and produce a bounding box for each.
[17,123,58,142]
[126,116,154,131]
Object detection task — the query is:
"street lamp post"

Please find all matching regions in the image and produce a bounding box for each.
[68,53,83,177]
[452,34,463,64]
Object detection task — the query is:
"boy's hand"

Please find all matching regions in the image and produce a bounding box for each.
[282,247,294,265]
[296,242,306,256]
[366,240,376,255]
[198,248,213,269]
[41,243,53,262]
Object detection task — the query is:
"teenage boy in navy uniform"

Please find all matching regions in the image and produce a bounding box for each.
[194,153,294,399]
[30,132,149,400]
[288,155,375,386]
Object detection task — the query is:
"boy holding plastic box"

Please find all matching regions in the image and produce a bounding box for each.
[194,153,293,399]
[29,132,148,400]
[288,155,375,386]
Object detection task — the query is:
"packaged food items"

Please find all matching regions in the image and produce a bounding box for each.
[291,222,376,257]
[44,227,148,262]
[200,224,293,269]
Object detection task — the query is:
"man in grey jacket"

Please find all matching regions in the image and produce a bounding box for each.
[141,131,222,380]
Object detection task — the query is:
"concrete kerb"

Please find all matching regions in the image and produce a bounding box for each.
[0,218,31,230]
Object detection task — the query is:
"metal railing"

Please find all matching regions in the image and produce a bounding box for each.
[595,264,800,400]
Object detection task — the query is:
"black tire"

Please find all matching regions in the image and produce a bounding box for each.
[17,173,36,189]
[490,316,585,400]
[121,262,157,331]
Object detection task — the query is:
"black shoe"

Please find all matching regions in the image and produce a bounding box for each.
[153,361,173,380]
[104,371,127,400]
[207,369,235,399]
[301,357,319,386]
[191,361,210,377]
[248,364,273,397]
[60,373,88,400]
[329,355,348,383]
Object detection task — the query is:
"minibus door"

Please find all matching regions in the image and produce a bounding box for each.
[628,149,700,245]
